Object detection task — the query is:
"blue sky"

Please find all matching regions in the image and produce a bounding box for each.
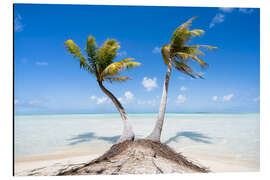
[14,4,260,114]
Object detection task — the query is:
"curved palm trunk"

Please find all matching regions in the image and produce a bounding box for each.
[147,59,172,142]
[98,81,135,143]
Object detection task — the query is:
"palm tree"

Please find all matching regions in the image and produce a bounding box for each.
[147,17,217,142]
[64,35,141,143]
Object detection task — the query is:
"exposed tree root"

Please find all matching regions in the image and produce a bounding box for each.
[57,139,209,175]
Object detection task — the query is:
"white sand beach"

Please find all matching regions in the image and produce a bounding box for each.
[15,148,259,175]
[14,113,259,175]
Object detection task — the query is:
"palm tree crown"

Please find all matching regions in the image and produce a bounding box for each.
[161,16,217,79]
[64,36,141,83]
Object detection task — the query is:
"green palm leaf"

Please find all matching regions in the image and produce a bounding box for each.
[64,39,85,59]
[96,39,120,70]
[64,39,95,73]
[189,29,204,37]
[101,58,141,78]
[85,35,98,60]
[173,59,203,79]
[175,52,209,68]
[190,44,218,50]
[170,16,198,51]
[104,76,131,83]
[164,17,217,78]
[65,35,141,83]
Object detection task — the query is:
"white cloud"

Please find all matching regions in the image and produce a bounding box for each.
[137,99,156,106]
[90,95,109,104]
[212,96,218,101]
[219,8,234,13]
[28,100,42,105]
[239,8,254,14]
[176,94,186,104]
[222,94,234,102]
[180,86,187,91]
[210,8,253,30]
[142,77,158,91]
[209,13,225,28]
[253,97,260,102]
[25,97,51,107]
[97,97,108,104]
[116,91,134,105]
[36,61,48,66]
[118,97,126,104]
[14,99,19,104]
[90,96,97,100]
[14,14,23,32]
[152,47,161,54]
[124,91,134,100]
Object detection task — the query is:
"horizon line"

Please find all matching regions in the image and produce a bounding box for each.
[14,112,260,116]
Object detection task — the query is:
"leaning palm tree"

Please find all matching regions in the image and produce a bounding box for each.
[147,17,217,142]
[64,35,141,143]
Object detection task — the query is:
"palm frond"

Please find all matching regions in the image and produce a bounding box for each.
[64,39,95,73]
[65,36,141,83]
[190,44,218,50]
[194,48,205,56]
[170,17,198,50]
[101,58,141,78]
[189,29,205,37]
[104,76,131,83]
[123,60,142,71]
[85,35,98,59]
[161,44,170,65]
[96,39,120,73]
[173,43,216,67]
[173,59,194,77]
[175,52,208,68]
[161,17,216,79]
[64,39,85,59]
[173,59,203,79]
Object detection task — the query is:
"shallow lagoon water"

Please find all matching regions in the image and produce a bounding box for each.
[15,113,259,166]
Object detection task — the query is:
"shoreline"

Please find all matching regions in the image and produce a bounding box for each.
[15,151,99,163]
[14,113,259,175]
[15,148,259,175]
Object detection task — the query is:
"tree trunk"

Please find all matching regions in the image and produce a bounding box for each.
[147,59,173,142]
[98,81,135,143]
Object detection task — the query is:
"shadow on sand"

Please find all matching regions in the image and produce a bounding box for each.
[164,131,212,144]
[67,131,211,146]
[67,132,120,145]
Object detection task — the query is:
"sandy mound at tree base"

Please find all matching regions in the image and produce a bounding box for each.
[57,139,209,175]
